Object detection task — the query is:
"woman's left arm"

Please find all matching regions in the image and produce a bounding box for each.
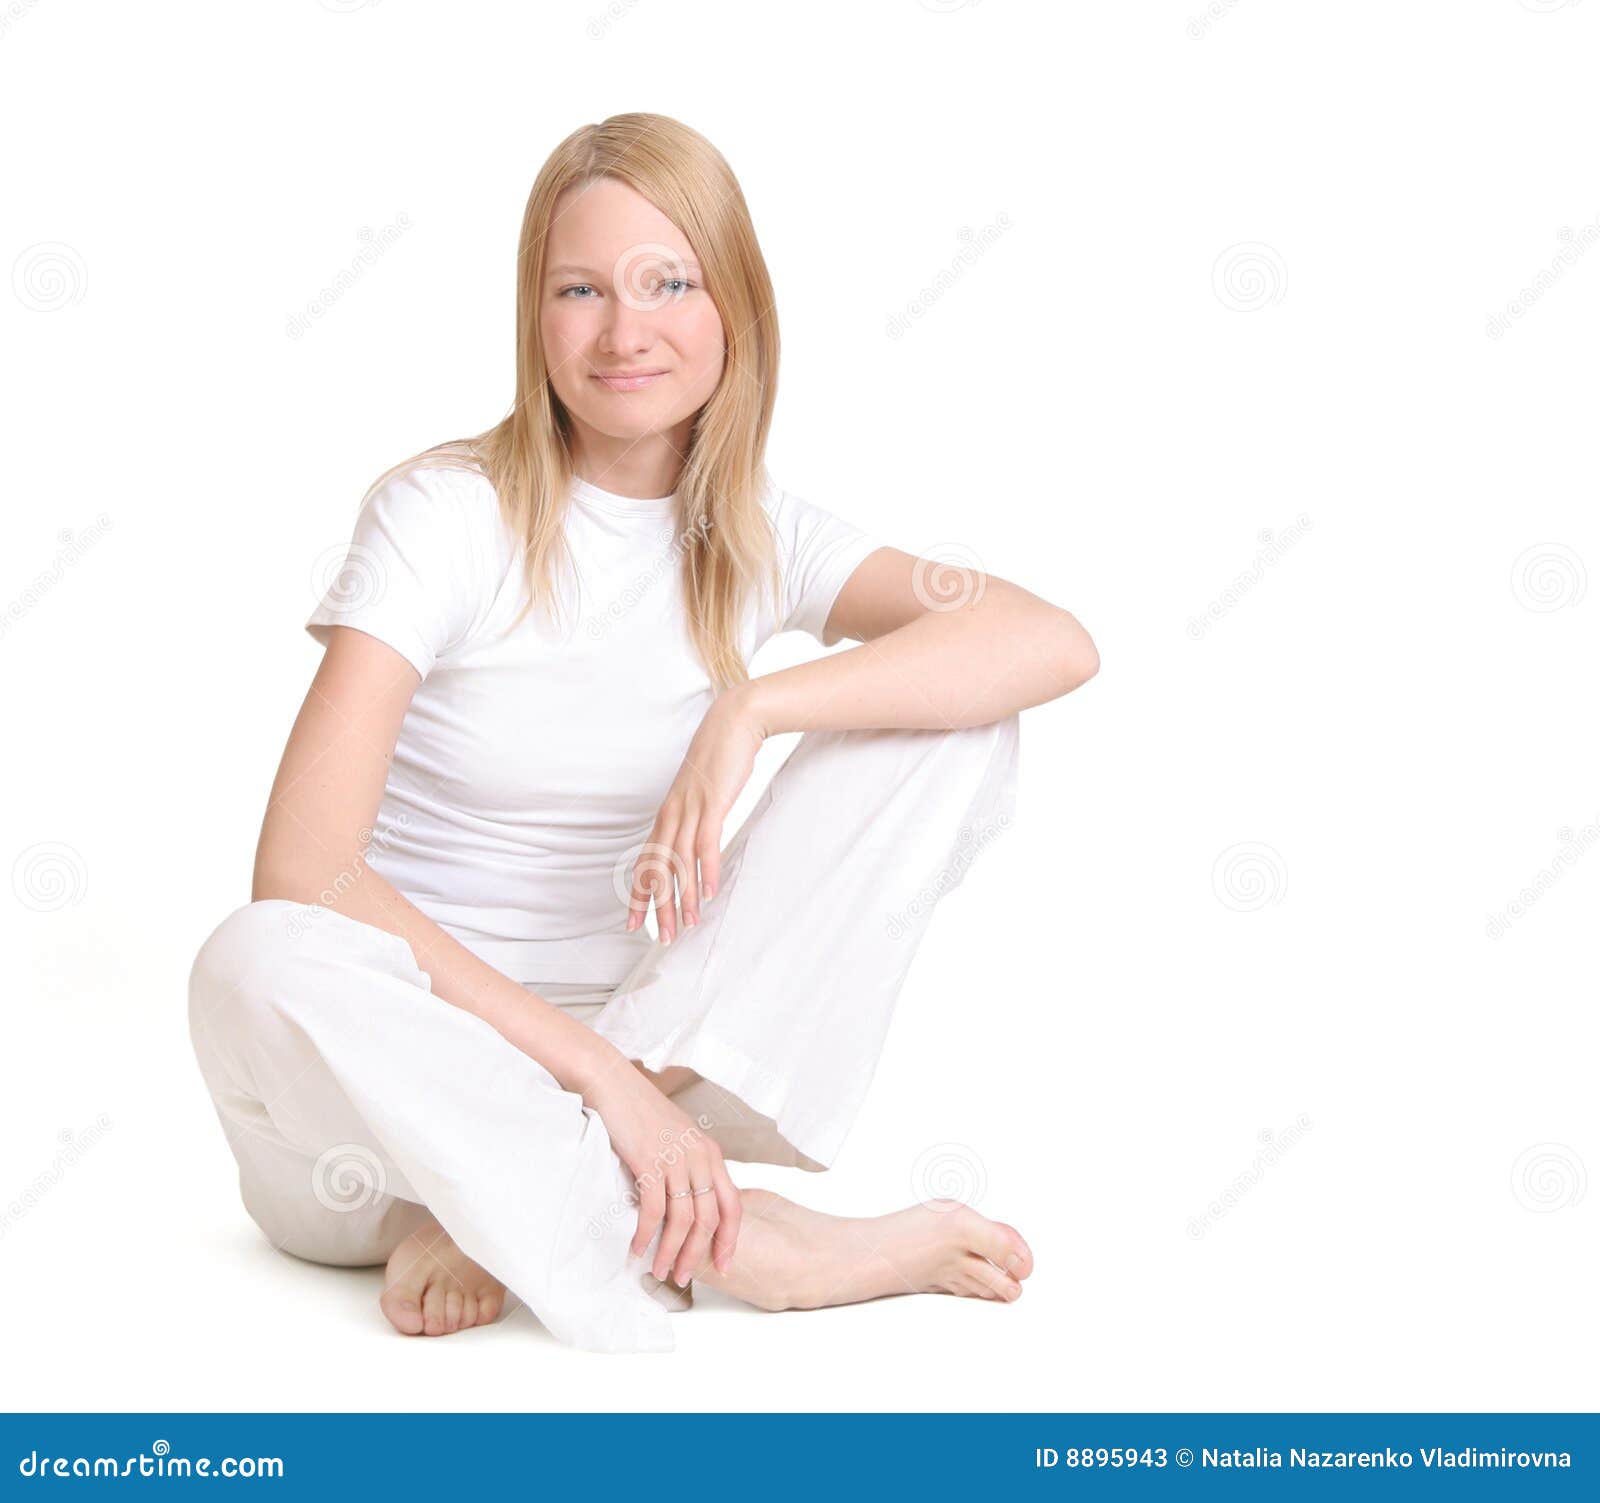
[627,546,1098,941]
[740,544,1099,736]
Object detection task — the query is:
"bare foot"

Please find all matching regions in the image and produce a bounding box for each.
[694,1189,1033,1312]
[380,1216,507,1336]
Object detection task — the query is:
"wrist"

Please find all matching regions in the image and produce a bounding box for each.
[724,675,775,742]
[568,1031,637,1103]
[494,986,629,1099]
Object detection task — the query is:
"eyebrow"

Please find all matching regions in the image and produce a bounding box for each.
[545,260,701,279]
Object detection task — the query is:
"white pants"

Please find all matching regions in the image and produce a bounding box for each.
[187,716,1019,1353]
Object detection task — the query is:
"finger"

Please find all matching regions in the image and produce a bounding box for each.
[626,823,668,933]
[631,1173,665,1261]
[696,818,724,906]
[653,1161,694,1283]
[709,1151,740,1274]
[676,811,703,926]
[655,828,685,945]
[643,819,682,945]
[652,869,679,946]
[671,1149,721,1285]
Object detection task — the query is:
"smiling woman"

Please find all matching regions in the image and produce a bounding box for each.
[186,112,1097,1355]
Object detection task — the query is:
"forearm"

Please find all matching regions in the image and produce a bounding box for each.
[250,861,624,1095]
[743,581,1099,736]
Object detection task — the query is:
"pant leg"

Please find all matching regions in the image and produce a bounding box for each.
[591,713,1021,1171]
[187,899,678,1353]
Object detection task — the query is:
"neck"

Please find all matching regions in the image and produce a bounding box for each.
[568,421,691,499]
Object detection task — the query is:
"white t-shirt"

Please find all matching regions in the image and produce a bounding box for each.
[305,465,885,985]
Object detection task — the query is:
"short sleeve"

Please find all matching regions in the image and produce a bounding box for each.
[305,466,497,679]
[769,486,887,645]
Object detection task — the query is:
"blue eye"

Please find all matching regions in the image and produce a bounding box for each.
[556,279,697,300]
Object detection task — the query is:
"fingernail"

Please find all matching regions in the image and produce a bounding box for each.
[705,883,716,899]
[1004,1253,1022,1274]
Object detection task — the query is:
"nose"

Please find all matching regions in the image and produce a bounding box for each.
[597,295,658,358]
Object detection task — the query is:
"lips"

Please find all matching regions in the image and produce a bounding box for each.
[591,369,669,392]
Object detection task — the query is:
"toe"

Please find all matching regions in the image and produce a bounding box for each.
[478,1290,504,1325]
[963,1255,1021,1301]
[996,1224,1033,1280]
[971,1217,1032,1281]
[460,1291,479,1330]
[422,1279,447,1336]
[380,1288,425,1336]
[444,1288,463,1333]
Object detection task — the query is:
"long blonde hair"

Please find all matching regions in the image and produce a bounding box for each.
[365,112,782,689]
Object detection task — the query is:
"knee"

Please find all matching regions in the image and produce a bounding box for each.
[922,713,1019,801]
[243,1175,429,1270]
[964,712,1019,826]
[188,899,313,1029]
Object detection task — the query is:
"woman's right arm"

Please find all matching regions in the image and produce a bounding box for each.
[251,623,620,1097]
[252,623,740,1279]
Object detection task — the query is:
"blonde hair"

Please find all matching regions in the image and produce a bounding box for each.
[363,112,782,689]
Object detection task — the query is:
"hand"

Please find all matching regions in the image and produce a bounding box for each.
[627,683,766,944]
[582,1057,741,1281]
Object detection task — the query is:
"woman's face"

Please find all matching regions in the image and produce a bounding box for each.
[541,178,726,464]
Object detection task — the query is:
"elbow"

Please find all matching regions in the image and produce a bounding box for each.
[251,862,317,907]
[1044,609,1100,696]
[252,843,340,909]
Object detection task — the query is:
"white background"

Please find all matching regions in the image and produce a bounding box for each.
[1,0,1594,1413]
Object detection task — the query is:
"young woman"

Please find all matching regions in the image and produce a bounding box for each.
[187,112,1099,1353]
